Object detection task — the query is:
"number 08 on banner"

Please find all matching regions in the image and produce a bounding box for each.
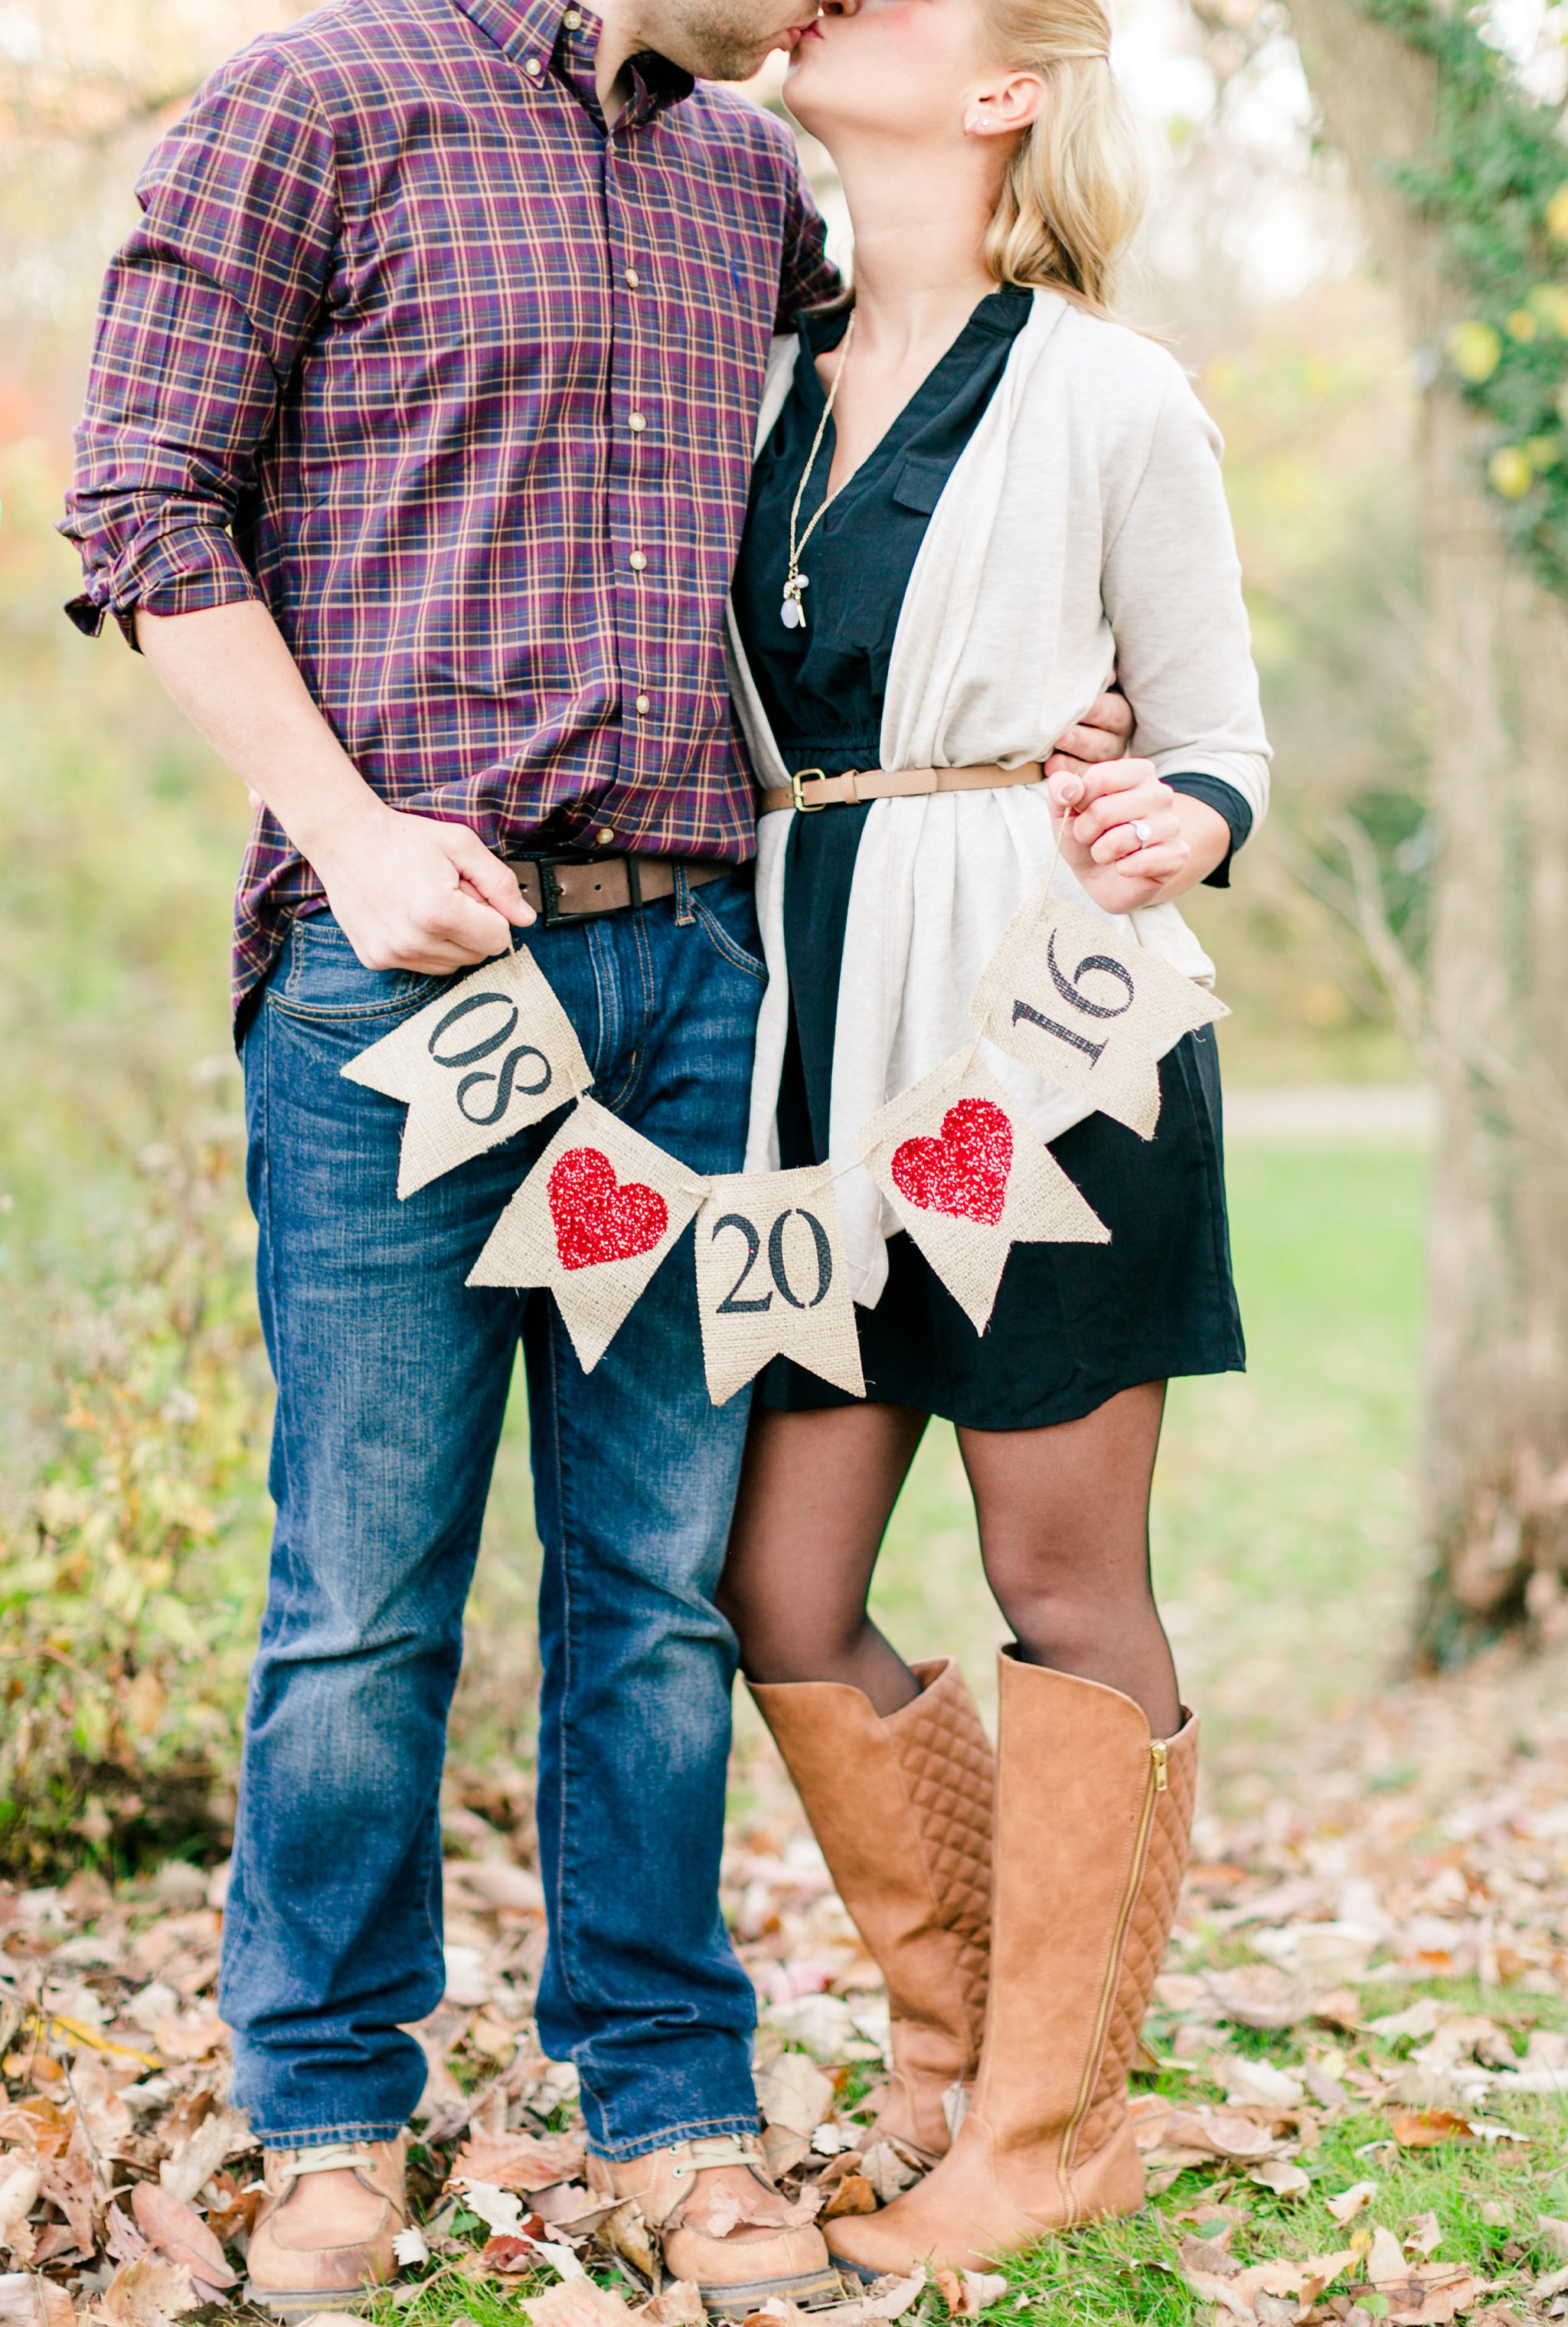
[971,892,1226,1140]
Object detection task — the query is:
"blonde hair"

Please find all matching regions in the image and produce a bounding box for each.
[980,0,1146,317]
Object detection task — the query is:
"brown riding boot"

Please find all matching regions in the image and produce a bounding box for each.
[243,2135,409,2318]
[586,2134,841,2319]
[826,1657,1197,2274]
[750,1659,993,2162]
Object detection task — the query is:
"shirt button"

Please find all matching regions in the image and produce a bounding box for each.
[524,54,542,74]
[624,266,641,287]
[564,8,581,21]
[596,826,616,845]
[629,551,647,571]
[634,694,651,714]
[629,413,647,433]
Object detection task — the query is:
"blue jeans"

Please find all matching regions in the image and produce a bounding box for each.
[220,871,768,2158]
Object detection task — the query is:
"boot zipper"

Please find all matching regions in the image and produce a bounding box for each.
[1059,1742,1166,2205]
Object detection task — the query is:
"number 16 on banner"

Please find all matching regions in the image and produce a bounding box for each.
[693,1168,866,1406]
[971,892,1226,1140]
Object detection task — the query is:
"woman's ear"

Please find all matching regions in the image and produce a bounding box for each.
[962,68,1046,136]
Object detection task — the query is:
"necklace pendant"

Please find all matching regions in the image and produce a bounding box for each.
[781,574,808,630]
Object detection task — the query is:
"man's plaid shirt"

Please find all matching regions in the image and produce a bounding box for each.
[62,0,838,1018]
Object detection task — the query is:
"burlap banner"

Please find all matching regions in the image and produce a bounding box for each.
[467,1098,707,1371]
[342,944,593,1198]
[856,1053,1108,1332]
[970,893,1225,1141]
[693,1168,865,1406]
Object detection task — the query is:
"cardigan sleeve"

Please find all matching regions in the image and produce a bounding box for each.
[1099,364,1272,830]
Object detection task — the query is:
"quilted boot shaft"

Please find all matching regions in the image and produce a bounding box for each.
[750,1658,993,2159]
[826,1656,1197,2274]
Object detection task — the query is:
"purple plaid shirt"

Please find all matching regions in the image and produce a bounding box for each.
[62,0,838,1018]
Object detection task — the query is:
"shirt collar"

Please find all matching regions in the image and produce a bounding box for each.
[452,0,694,126]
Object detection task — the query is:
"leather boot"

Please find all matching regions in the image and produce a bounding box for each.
[750,1659,993,2162]
[243,2135,408,2318]
[826,1657,1197,2274]
[587,2133,842,2318]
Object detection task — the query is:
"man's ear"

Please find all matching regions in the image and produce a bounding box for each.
[963,67,1046,136]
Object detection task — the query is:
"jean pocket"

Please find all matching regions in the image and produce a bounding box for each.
[265,913,448,1024]
[691,881,767,983]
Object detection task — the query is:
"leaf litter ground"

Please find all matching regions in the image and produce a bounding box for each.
[5,1642,1568,2327]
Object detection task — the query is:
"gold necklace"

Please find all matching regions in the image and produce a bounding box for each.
[781,310,857,631]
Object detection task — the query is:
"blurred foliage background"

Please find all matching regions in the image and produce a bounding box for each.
[0,0,1436,1871]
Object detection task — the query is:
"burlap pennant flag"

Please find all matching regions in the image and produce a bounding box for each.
[693,1168,866,1406]
[970,892,1227,1141]
[343,944,593,1198]
[466,1097,707,1371]
[856,1053,1108,1332]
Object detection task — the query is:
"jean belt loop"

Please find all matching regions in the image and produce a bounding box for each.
[674,863,695,927]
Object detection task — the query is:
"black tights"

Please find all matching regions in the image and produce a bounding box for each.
[716,1381,1181,1738]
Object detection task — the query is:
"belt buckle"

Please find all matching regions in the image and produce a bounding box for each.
[790,767,828,814]
[530,848,637,926]
[534,857,567,927]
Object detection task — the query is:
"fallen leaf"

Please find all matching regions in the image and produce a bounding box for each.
[37,2150,96,2260]
[1312,1989,1365,2031]
[1248,2159,1312,2198]
[1328,2182,1379,2224]
[753,2054,835,2139]
[1368,2225,1410,2284]
[106,2206,149,2267]
[520,2283,635,2327]
[129,2181,236,2291]
[598,2199,657,2281]
[1405,2214,1442,2260]
[1540,2218,1568,2265]
[0,2162,40,2266]
[158,2103,252,2206]
[459,2181,525,2236]
[840,2265,928,2324]
[1204,1966,1318,2030]
[1367,2001,1446,2043]
[393,2224,430,2268]
[822,2175,878,2221]
[635,2284,707,2327]
[958,2272,1008,2315]
[451,2133,586,2192]
[1157,2105,1284,2163]
[1220,2057,1306,2111]
[859,2142,919,2203]
[935,2271,964,2316]
[481,2234,541,2275]
[1181,2236,1245,2280]
[0,2276,74,2327]
[1391,2111,1475,2149]
[96,2253,198,2327]
[150,2013,224,2064]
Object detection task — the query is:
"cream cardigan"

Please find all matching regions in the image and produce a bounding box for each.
[730,289,1271,1307]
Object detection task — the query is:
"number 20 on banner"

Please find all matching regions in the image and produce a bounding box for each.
[694,1168,866,1405]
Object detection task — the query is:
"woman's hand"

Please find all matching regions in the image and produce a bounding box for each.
[1050,759,1229,914]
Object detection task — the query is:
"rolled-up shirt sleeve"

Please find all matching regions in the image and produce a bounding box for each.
[60,47,338,645]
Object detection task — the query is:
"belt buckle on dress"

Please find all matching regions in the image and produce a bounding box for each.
[790,767,828,814]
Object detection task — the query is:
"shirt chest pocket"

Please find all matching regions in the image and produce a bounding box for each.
[891,452,954,515]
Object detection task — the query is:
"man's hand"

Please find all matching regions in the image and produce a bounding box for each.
[135,600,534,978]
[1050,758,1228,915]
[1045,687,1133,781]
[309,801,532,976]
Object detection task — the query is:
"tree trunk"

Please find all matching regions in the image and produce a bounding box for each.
[1287,0,1568,1656]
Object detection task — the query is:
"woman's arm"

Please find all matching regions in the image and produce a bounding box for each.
[1063,359,1269,914]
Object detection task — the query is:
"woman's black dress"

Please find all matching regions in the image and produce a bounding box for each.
[730,290,1248,1430]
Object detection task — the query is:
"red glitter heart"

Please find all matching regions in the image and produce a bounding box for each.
[548,1146,670,1270]
[891,1098,1013,1226]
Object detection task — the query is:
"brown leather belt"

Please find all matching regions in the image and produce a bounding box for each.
[759,762,1044,815]
[505,852,732,927]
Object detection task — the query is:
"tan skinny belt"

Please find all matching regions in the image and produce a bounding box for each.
[759,762,1044,815]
